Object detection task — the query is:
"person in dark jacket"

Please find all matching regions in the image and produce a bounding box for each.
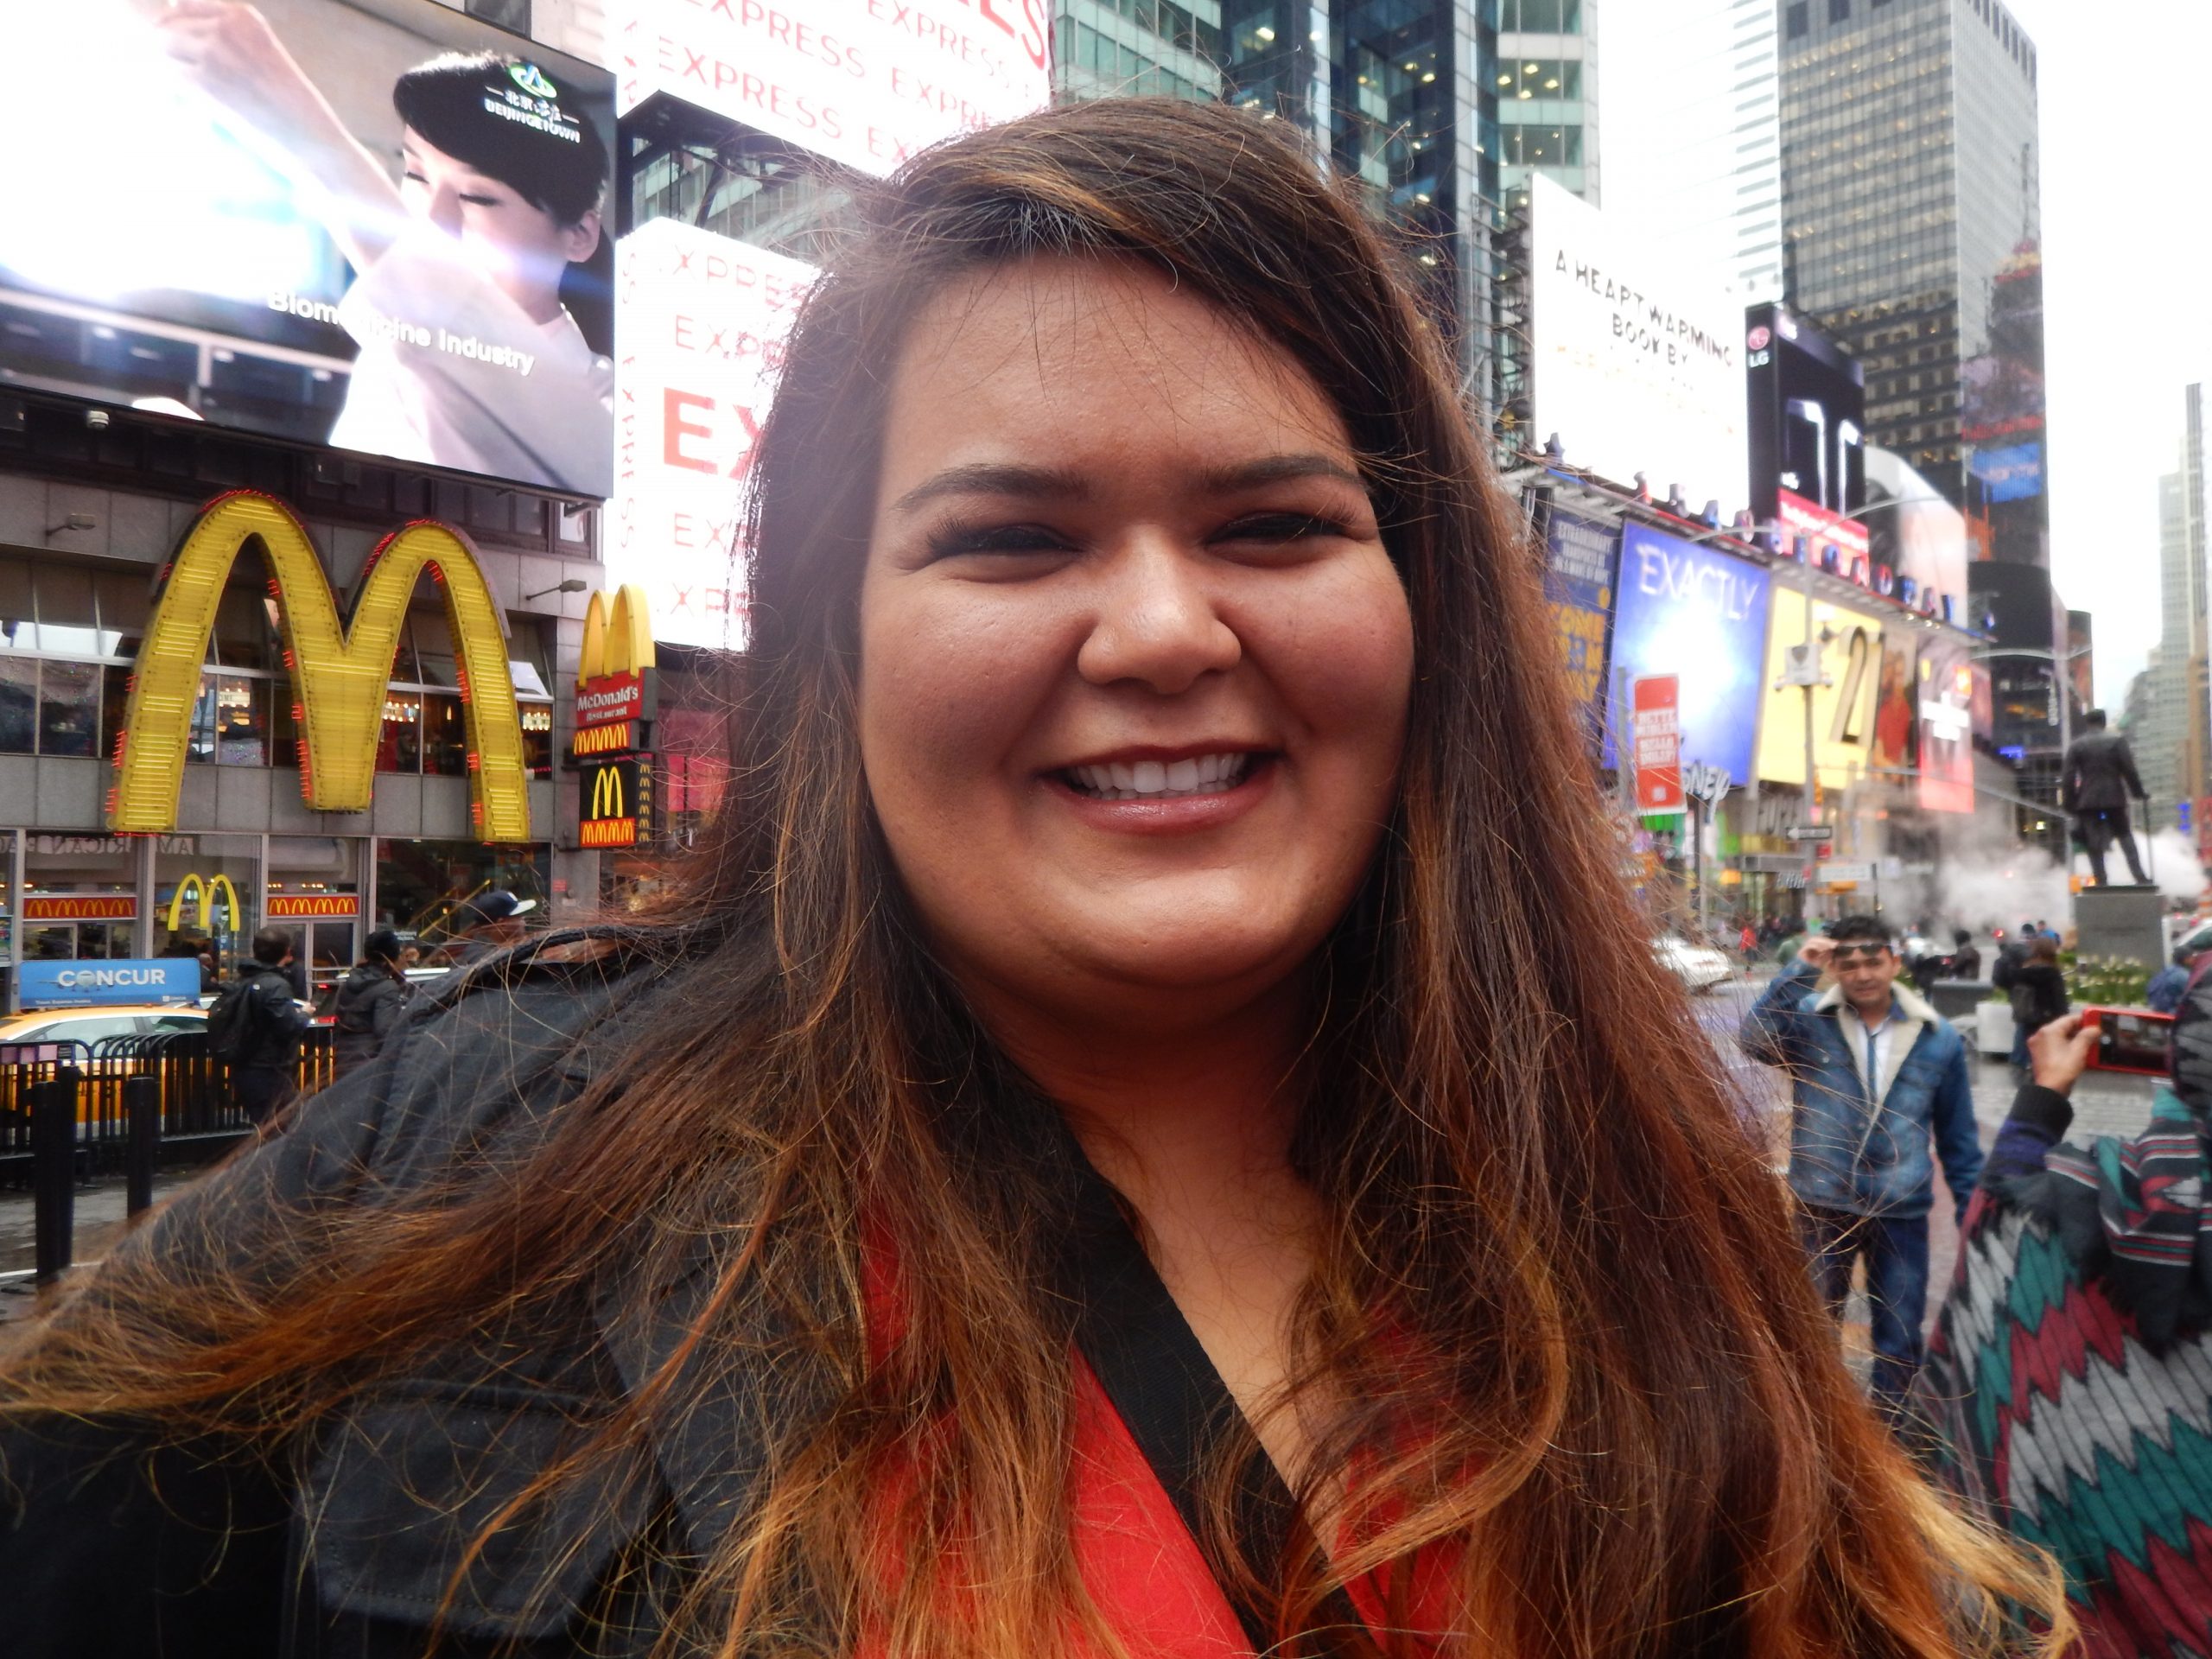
[329,928,412,1077]
[0,101,2060,1659]
[2063,709,2151,887]
[2147,944,2200,1014]
[1942,928,1978,980]
[2008,933,2069,1074]
[1738,913,1985,1417]
[227,925,308,1126]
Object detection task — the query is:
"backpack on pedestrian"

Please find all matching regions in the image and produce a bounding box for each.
[205,974,268,1064]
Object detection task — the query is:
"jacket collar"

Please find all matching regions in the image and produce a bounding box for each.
[1811,981,1938,1103]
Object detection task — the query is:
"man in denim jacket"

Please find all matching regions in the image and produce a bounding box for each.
[1740,913,1984,1415]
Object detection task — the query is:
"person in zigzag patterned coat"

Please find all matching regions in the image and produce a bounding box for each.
[1917,969,2212,1658]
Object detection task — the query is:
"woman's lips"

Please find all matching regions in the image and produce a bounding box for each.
[1044,753,1277,834]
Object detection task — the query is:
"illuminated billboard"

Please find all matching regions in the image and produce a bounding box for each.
[1755,592,1888,791]
[617,0,1052,180]
[1,2,616,497]
[1527,175,1749,518]
[609,219,817,650]
[1540,505,1618,734]
[1912,634,1977,815]
[1745,302,1863,528]
[1864,446,1968,620]
[1604,524,1770,787]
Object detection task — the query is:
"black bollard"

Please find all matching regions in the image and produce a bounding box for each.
[124,1073,160,1217]
[30,1071,79,1288]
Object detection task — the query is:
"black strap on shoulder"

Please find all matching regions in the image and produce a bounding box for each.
[1060,1152,1370,1657]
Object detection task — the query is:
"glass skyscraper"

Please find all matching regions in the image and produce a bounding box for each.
[1494,0,1596,202]
[1778,0,2046,569]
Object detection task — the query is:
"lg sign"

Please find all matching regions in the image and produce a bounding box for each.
[619,0,1052,179]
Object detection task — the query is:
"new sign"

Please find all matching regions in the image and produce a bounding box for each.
[20,959,199,1011]
[616,0,1052,180]
[1631,676,1683,813]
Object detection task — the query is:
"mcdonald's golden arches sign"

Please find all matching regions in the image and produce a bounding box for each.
[164,873,241,933]
[108,492,530,842]
[579,756,652,849]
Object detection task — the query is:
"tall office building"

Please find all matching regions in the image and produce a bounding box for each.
[1495,0,1597,202]
[1778,0,2047,569]
[1599,0,1781,302]
[1053,0,1226,104]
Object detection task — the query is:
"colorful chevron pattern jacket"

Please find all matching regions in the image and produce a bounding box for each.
[1917,1084,2212,1658]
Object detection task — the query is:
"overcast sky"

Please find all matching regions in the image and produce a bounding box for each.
[1999,0,2207,704]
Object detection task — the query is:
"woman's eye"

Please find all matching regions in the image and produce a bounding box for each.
[1213,512,1352,547]
[925,521,1075,561]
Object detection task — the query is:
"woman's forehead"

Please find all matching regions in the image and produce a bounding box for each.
[879,257,1356,467]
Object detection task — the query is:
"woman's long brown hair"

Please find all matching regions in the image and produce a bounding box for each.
[3,99,2063,1657]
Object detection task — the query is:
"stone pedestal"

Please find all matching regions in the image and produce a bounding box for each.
[2073,885,2165,971]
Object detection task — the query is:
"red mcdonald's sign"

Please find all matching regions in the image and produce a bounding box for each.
[267,894,362,919]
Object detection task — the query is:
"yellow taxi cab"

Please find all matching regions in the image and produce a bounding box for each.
[0,1004,206,1052]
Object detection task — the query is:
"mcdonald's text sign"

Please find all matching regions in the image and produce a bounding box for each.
[24,895,137,922]
[579,755,652,849]
[268,894,361,919]
[110,492,531,842]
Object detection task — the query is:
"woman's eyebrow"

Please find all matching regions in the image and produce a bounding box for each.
[891,463,1089,513]
[889,452,1362,515]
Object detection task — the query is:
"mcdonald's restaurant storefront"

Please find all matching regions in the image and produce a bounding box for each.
[0,484,613,1013]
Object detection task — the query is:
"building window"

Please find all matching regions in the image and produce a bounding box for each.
[464,0,529,29]
[1785,3,1809,40]
[1827,0,1849,20]
[37,660,101,758]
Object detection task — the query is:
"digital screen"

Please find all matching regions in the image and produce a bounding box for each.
[1603,523,1770,786]
[1528,175,1749,518]
[0,0,615,497]
[1745,303,1864,526]
[1970,441,2045,505]
[1755,591,1888,791]
[618,0,1052,180]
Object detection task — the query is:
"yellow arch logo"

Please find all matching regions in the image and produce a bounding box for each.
[109,492,531,842]
[576,583,655,684]
[163,873,241,934]
[589,764,625,819]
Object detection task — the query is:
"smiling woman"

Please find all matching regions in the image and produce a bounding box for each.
[1,99,2063,1659]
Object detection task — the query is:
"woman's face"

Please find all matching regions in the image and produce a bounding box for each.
[398,129,599,321]
[857,257,1414,1034]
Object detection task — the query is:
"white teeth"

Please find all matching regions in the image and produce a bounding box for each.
[1063,753,1255,801]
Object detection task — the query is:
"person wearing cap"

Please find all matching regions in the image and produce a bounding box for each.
[443,889,536,968]
[331,929,416,1078]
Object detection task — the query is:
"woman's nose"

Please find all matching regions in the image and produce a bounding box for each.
[1074,538,1242,696]
[423,184,465,238]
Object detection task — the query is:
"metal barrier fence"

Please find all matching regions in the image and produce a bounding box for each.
[2,1029,338,1284]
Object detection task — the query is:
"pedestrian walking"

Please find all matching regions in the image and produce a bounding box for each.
[0,99,2062,1659]
[1946,927,1982,982]
[1738,914,1985,1420]
[2146,943,2200,1014]
[329,927,414,1077]
[2062,709,2152,887]
[1917,988,2212,1656]
[2008,934,2069,1073]
[440,887,536,968]
[205,925,308,1126]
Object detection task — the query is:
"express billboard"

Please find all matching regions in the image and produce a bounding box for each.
[617,0,1052,180]
[1603,524,1770,788]
[609,218,818,650]
[1527,175,1749,518]
[1,0,615,497]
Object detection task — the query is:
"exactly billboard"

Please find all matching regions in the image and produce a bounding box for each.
[609,219,817,650]
[1604,524,1770,787]
[1755,592,1888,791]
[1540,505,1618,734]
[1528,174,1749,518]
[2,1,616,497]
[617,0,1052,180]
